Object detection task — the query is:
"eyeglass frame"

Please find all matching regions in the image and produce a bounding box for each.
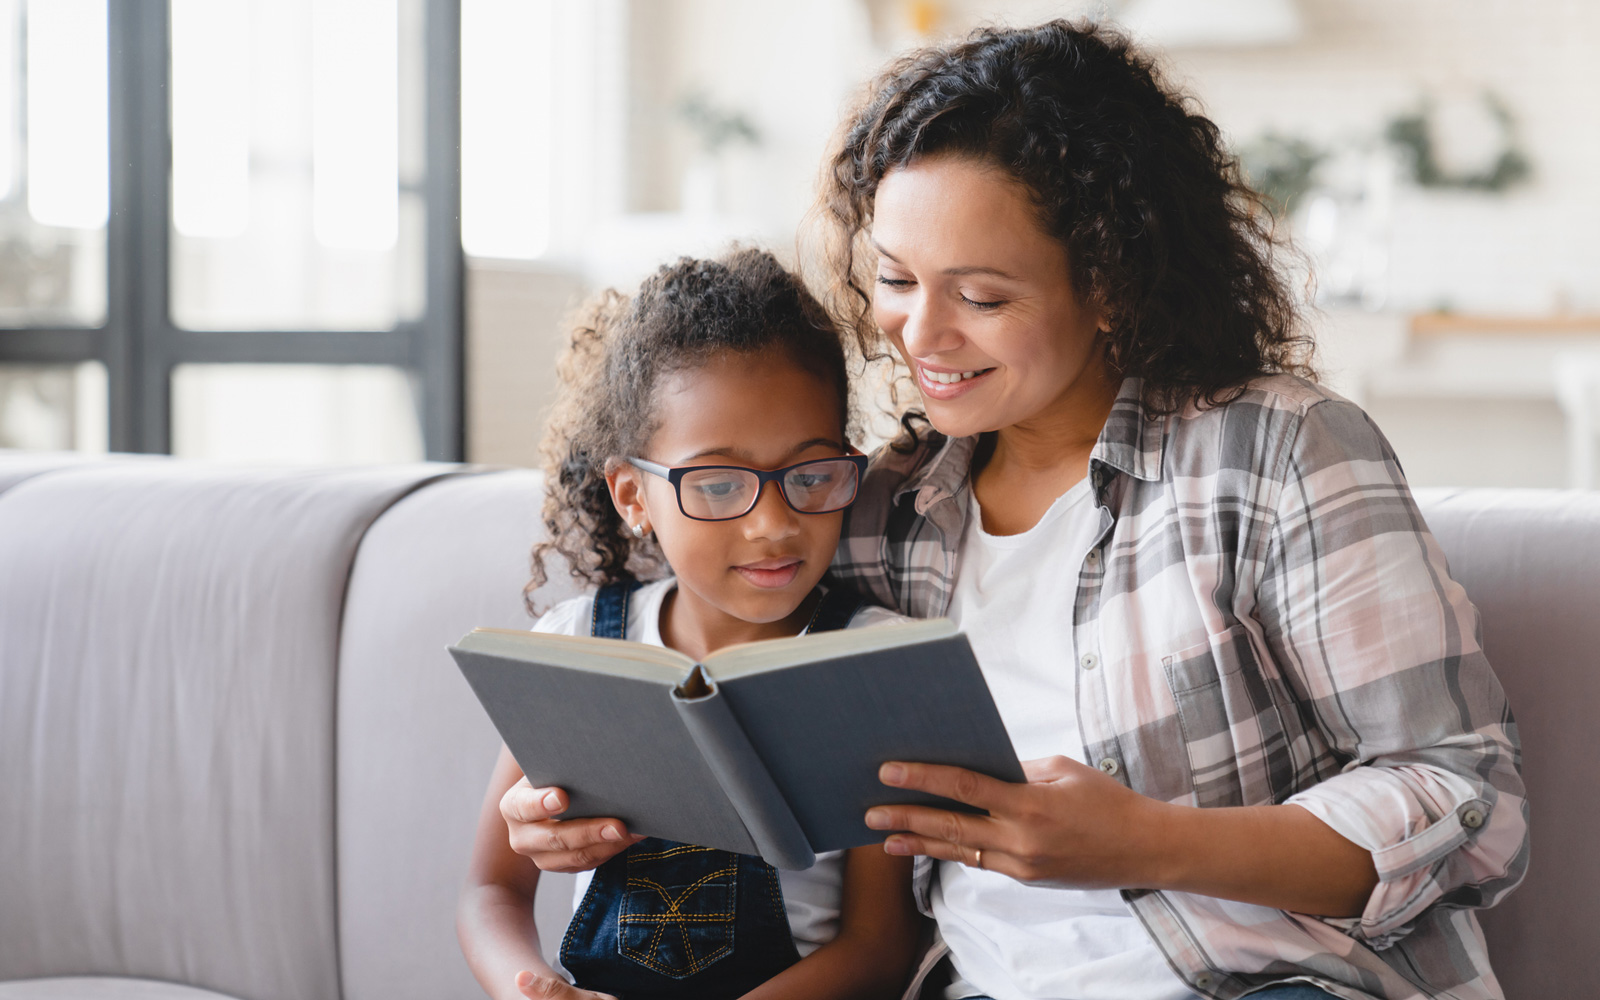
[625,453,870,521]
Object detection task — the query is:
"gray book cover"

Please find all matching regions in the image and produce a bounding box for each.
[449,620,1022,870]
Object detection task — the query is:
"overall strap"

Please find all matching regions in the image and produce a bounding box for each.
[805,584,866,634]
[590,579,644,640]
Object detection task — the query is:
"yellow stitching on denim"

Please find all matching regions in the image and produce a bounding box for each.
[618,863,739,975]
[627,843,720,863]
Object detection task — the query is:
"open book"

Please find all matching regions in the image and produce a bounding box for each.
[450,618,1022,870]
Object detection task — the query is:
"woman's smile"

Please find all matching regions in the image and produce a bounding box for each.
[914,361,997,399]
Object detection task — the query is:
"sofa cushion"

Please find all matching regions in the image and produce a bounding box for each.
[334,470,582,1000]
[0,450,139,494]
[0,462,454,1000]
[0,978,242,1000]
[1416,488,1600,1000]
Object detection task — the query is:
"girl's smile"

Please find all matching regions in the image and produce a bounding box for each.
[734,556,804,589]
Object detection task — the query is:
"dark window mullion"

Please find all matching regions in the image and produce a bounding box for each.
[0,328,103,363]
[419,0,463,462]
[106,0,170,454]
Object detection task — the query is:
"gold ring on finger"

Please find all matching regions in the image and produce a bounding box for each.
[973,848,984,870]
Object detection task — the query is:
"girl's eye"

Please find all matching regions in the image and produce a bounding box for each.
[694,481,742,499]
[876,275,912,288]
[961,293,1005,311]
[788,472,833,490]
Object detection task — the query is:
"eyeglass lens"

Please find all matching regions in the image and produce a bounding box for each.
[678,459,861,520]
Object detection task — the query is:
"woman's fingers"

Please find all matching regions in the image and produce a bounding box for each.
[1020,755,1078,783]
[878,829,1024,877]
[877,760,1013,810]
[865,800,995,853]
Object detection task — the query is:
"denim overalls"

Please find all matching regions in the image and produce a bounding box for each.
[559,580,864,1000]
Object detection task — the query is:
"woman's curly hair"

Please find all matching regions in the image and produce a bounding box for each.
[821,19,1314,419]
[526,248,850,614]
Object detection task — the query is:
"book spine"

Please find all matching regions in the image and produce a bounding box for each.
[671,668,816,871]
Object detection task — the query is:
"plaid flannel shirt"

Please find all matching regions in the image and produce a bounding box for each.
[833,375,1527,1000]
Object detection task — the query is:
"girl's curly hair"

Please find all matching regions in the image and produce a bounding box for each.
[526,248,850,614]
[820,19,1314,420]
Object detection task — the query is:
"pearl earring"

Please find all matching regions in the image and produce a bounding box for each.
[630,523,645,539]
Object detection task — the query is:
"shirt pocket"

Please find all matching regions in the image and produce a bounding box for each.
[1161,624,1290,808]
[619,843,738,978]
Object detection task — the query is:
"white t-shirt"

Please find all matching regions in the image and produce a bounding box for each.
[936,479,1194,1000]
[531,576,904,958]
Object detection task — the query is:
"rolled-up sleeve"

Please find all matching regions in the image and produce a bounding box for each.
[1257,398,1528,946]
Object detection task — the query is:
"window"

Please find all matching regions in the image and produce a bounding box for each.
[0,0,462,461]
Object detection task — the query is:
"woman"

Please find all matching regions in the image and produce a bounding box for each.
[499,20,1525,1000]
[820,19,1524,1000]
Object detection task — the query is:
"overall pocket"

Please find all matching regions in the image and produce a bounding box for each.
[1161,624,1291,808]
[618,841,739,978]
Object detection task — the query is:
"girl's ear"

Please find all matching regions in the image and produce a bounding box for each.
[604,459,652,537]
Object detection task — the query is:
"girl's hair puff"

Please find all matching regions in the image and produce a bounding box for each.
[527,248,850,613]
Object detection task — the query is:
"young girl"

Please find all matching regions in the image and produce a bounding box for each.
[456,249,922,1000]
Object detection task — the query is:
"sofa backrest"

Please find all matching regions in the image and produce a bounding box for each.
[0,458,451,1000]
[1414,489,1600,1000]
[333,470,581,1000]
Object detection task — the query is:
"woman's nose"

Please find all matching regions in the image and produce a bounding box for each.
[898,291,963,358]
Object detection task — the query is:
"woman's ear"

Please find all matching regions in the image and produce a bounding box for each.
[604,459,652,537]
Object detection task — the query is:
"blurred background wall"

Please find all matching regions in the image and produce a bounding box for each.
[2,0,1598,488]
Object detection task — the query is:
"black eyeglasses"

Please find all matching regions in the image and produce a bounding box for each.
[627,454,869,521]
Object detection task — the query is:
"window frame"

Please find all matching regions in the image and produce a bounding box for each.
[0,0,463,460]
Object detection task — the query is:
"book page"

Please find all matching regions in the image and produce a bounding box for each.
[458,627,695,684]
[702,617,958,681]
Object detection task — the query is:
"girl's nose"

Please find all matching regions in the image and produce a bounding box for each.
[742,480,800,540]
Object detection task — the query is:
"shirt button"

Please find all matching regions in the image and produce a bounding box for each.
[1098,757,1120,776]
[1084,548,1101,568]
[1080,652,1099,670]
[1460,807,1485,829]
[1194,972,1215,990]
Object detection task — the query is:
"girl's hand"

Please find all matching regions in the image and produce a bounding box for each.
[863,756,1167,889]
[514,970,617,1000]
[498,778,644,873]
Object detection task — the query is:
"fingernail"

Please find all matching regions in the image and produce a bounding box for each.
[884,837,911,855]
[601,825,622,842]
[865,808,889,829]
[881,763,906,785]
[541,791,562,812]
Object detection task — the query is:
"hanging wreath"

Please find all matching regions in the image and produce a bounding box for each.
[1384,93,1531,193]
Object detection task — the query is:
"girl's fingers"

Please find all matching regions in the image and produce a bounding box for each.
[536,840,637,873]
[499,781,569,824]
[878,761,1013,811]
[505,815,631,859]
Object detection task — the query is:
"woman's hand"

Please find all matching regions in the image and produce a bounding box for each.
[865,756,1165,888]
[513,970,616,1000]
[498,778,643,873]
[864,756,1378,915]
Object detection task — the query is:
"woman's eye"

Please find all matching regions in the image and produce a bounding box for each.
[875,275,912,288]
[789,473,833,490]
[961,293,1005,310]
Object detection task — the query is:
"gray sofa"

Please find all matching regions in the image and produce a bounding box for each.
[0,453,1591,999]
